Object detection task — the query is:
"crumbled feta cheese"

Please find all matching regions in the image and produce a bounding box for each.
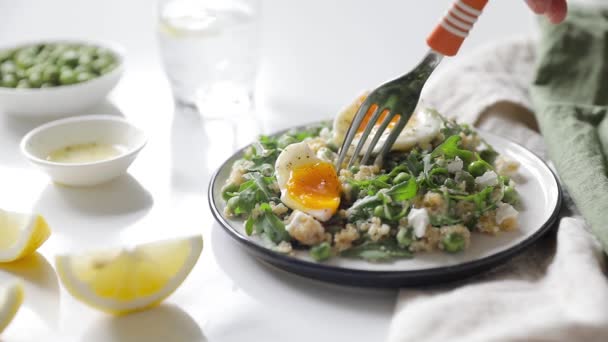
[407,207,430,238]
[495,155,520,177]
[447,157,464,173]
[475,170,498,187]
[275,241,293,254]
[316,147,337,163]
[285,210,326,246]
[495,202,518,224]
[270,202,289,216]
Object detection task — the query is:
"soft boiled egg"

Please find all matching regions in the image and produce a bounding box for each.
[332,93,443,153]
[275,142,341,222]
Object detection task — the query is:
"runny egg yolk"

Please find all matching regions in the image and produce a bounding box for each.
[286,161,341,210]
[356,104,400,133]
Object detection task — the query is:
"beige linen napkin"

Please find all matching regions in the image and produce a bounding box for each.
[387,38,608,342]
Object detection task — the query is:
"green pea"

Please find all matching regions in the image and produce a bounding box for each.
[25,64,44,77]
[15,54,35,69]
[49,46,67,59]
[310,242,331,262]
[95,47,112,58]
[34,50,50,64]
[14,68,26,79]
[17,46,38,57]
[393,172,411,184]
[479,149,497,164]
[1,61,16,74]
[502,186,519,205]
[39,45,54,55]
[16,79,31,88]
[78,54,93,66]
[46,54,59,64]
[442,233,466,253]
[42,65,60,83]
[467,161,487,177]
[59,65,73,73]
[100,64,117,75]
[1,74,17,88]
[28,72,43,88]
[373,205,385,218]
[73,65,93,74]
[79,46,97,56]
[499,175,510,186]
[91,57,111,72]
[397,228,412,248]
[58,50,79,68]
[0,49,14,63]
[59,69,77,85]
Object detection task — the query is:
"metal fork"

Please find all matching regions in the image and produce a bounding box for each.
[335,0,489,170]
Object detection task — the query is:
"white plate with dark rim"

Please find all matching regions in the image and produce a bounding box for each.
[209,125,562,287]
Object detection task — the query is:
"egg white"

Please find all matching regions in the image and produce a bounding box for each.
[275,142,339,222]
[332,94,443,154]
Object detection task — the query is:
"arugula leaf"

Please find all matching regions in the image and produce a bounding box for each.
[347,195,383,222]
[386,178,418,201]
[224,172,277,216]
[439,115,473,137]
[430,215,463,227]
[248,141,280,166]
[249,172,272,200]
[347,176,391,197]
[450,186,495,211]
[251,203,290,243]
[387,165,408,178]
[245,217,255,235]
[405,150,424,176]
[221,183,240,200]
[341,241,412,261]
[431,135,475,163]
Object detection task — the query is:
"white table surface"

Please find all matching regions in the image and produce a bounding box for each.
[0,1,533,341]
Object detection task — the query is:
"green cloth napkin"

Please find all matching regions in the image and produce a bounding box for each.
[531,8,608,253]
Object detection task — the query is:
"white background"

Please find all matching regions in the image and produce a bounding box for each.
[0,0,535,129]
[0,1,536,341]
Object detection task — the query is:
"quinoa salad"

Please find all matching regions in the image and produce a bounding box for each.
[221,102,521,263]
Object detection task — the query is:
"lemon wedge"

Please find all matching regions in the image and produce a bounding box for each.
[0,209,51,263]
[56,235,203,315]
[0,282,24,334]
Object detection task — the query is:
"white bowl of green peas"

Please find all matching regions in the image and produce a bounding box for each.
[0,40,124,117]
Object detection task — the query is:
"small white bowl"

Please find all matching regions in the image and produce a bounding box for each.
[20,115,146,187]
[0,40,125,117]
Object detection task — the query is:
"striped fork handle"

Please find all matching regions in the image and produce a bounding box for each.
[427,0,489,56]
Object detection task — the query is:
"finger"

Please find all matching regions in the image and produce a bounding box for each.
[525,0,550,14]
[547,0,568,24]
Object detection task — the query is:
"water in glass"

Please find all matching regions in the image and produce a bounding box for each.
[157,0,259,118]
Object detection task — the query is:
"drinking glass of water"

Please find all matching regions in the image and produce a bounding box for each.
[157,0,260,118]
